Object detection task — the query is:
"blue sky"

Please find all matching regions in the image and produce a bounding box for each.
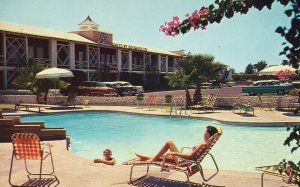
[0,0,290,72]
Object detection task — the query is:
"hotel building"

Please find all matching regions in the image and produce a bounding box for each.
[0,16,183,89]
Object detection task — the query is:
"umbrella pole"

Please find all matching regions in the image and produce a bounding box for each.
[54,79,57,98]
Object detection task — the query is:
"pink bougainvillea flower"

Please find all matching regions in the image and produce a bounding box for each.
[172,16,180,26]
[191,10,200,19]
[276,70,293,80]
[199,8,209,15]
[190,21,197,27]
[173,16,180,21]
[160,6,209,36]
[167,21,174,27]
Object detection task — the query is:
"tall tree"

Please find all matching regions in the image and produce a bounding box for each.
[245,63,255,74]
[254,60,268,72]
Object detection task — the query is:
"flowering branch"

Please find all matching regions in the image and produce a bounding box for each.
[159,0,299,70]
[159,0,291,37]
[159,7,209,37]
[276,69,294,80]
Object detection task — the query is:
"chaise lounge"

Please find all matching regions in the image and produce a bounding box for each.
[190,94,218,113]
[256,165,300,187]
[123,128,222,187]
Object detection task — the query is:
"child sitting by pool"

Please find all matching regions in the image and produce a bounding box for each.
[94,149,116,165]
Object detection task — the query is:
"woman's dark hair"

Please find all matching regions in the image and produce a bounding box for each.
[206,126,218,137]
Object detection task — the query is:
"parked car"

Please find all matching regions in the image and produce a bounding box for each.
[241,80,293,96]
[113,81,144,96]
[101,82,123,96]
[225,81,237,87]
[78,81,116,96]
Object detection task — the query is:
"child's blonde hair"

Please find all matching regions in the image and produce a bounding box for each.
[103,149,112,155]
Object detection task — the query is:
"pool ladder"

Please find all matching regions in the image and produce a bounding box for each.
[169,98,186,118]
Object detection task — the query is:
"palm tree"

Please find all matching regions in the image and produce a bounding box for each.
[165,56,195,107]
[191,54,226,105]
[165,69,193,108]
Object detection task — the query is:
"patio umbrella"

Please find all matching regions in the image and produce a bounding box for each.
[259,65,297,76]
[36,67,74,79]
[36,67,74,91]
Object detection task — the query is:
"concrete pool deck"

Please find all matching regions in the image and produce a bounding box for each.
[5,105,300,125]
[1,106,299,187]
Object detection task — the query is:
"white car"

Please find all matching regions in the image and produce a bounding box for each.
[113,81,144,96]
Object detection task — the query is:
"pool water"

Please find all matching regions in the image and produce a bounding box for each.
[22,112,298,172]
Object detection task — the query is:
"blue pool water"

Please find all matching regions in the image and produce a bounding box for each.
[22,112,298,172]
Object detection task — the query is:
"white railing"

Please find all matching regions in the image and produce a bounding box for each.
[75,60,88,69]
[168,67,174,72]
[107,62,118,69]
[132,64,144,71]
[34,58,51,65]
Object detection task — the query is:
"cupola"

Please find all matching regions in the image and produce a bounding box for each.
[78,16,99,31]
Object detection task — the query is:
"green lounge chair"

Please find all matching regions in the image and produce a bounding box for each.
[232,103,254,116]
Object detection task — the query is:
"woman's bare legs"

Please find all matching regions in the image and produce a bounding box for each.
[135,140,179,162]
[151,140,179,161]
[135,153,152,161]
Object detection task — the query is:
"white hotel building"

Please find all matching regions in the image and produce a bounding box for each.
[0,16,183,89]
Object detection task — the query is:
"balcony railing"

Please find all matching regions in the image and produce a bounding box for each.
[34,58,51,66]
[145,65,159,74]
[121,66,129,71]
[99,62,118,73]
[107,62,118,69]
[75,60,88,69]
[168,67,174,72]
[132,64,144,71]
[161,67,167,72]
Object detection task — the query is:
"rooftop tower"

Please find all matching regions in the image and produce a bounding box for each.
[78,16,99,31]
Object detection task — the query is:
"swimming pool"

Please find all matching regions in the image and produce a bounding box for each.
[22,112,298,172]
